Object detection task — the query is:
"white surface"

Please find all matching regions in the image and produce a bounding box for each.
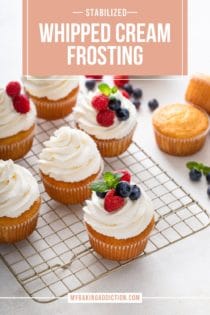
[0,0,210,314]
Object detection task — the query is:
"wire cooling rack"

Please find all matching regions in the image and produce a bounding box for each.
[0,116,209,303]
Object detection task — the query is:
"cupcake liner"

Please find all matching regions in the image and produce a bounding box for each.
[27,86,79,120]
[0,198,41,243]
[186,77,210,113]
[0,125,35,160]
[85,217,155,261]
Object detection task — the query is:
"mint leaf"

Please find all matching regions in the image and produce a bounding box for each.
[111,86,118,94]
[91,181,108,192]
[103,171,121,189]
[203,166,210,175]
[98,83,111,96]
[186,161,201,171]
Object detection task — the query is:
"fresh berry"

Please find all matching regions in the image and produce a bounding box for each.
[113,75,129,88]
[206,173,210,184]
[85,80,96,91]
[129,185,141,200]
[108,98,121,111]
[121,90,130,99]
[123,83,133,95]
[13,94,30,113]
[115,170,131,183]
[86,75,103,80]
[6,81,21,98]
[116,108,130,121]
[116,181,131,198]
[207,186,210,197]
[96,110,115,127]
[92,94,109,111]
[104,189,125,212]
[189,169,202,181]
[133,100,141,110]
[148,99,159,111]
[96,191,107,199]
[133,88,143,99]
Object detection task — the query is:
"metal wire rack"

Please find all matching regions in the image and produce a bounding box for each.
[0,116,209,303]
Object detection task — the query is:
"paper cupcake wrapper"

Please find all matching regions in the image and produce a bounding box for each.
[186,77,210,113]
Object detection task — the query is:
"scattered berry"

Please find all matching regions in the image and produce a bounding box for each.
[96,191,107,199]
[104,189,125,212]
[115,170,131,183]
[13,94,30,114]
[114,75,129,88]
[123,83,133,95]
[189,169,202,182]
[116,108,130,121]
[206,173,210,184]
[85,80,96,91]
[133,100,141,110]
[96,110,115,127]
[129,185,141,200]
[116,181,131,198]
[133,88,143,99]
[92,94,109,111]
[207,186,210,197]
[86,75,103,80]
[121,90,130,99]
[108,98,121,111]
[148,99,159,111]
[6,81,21,98]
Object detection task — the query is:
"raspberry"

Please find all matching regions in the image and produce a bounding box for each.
[104,189,125,212]
[92,94,109,111]
[121,90,130,99]
[115,170,131,183]
[86,75,103,80]
[96,110,115,127]
[13,94,30,114]
[113,75,129,88]
[6,81,21,98]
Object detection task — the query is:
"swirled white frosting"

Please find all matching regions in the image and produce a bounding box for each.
[22,76,80,100]
[39,126,102,182]
[73,91,137,140]
[0,89,36,139]
[0,160,40,218]
[83,189,154,239]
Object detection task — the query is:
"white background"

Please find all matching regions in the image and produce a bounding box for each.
[0,0,210,314]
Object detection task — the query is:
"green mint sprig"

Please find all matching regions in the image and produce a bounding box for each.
[98,83,118,97]
[90,171,121,193]
[186,161,210,175]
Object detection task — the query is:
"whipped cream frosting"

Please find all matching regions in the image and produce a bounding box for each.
[39,126,102,182]
[73,91,137,140]
[0,89,36,139]
[83,188,154,239]
[0,160,40,218]
[22,76,80,100]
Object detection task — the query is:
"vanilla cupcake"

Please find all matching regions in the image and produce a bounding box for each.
[39,126,103,204]
[0,82,36,160]
[73,83,137,157]
[83,170,154,260]
[0,160,41,243]
[22,76,80,120]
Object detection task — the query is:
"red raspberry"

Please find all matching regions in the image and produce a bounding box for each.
[115,170,131,183]
[113,75,129,88]
[92,94,109,111]
[6,81,21,98]
[13,94,30,114]
[86,75,103,80]
[96,110,115,127]
[104,189,125,212]
[121,90,130,99]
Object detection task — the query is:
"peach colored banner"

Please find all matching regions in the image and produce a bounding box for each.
[22,0,188,76]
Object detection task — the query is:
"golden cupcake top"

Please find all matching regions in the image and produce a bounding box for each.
[191,74,210,85]
[152,104,209,139]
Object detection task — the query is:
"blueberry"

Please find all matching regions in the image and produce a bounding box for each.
[133,100,141,110]
[207,186,210,197]
[116,181,131,198]
[116,108,130,121]
[123,83,133,95]
[129,185,141,200]
[206,173,210,184]
[133,88,143,99]
[189,169,202,181]
[148,99,159,111]
[108,98,121,111]
[96,191,107,199]
[85,80,96,91]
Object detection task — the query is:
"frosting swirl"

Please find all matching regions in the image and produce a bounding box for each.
[0,160,40,218]
[39,126,102,182]
[83,189,154,239]
[73,91,137,140]
[22,76,80,100]
[0,89,36,139]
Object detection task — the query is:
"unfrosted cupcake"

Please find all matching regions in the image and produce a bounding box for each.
[83,170,154,260]
[0,82,36,160]
[22,76,80,120]
[39,126,103,204]
[186,74,210,113]
[73,83,137,157]
[0,160,41,243]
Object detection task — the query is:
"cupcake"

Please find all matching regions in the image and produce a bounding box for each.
[185,74,210,113]
[83,170,154,260]
[0,160,41,243]
[0,82,36,160]
[22,76,80,120]
[39,126,103,204]
[73,83,137,157]
[152,103,209,156]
